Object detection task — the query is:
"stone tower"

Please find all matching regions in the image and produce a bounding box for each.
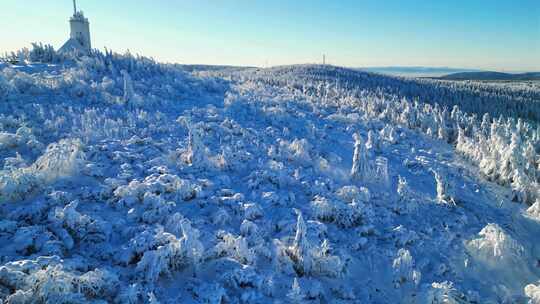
[59,0,92,53]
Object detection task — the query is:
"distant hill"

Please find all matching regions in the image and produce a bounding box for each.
[359,66,482,77]
[439,71,540,81]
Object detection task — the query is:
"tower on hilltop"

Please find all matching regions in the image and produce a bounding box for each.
[59,0,92,54]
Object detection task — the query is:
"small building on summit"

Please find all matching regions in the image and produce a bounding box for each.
[59,0,92,54]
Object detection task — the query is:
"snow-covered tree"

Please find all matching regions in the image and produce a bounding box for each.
[351,133,369,181]
[433,170,456,206]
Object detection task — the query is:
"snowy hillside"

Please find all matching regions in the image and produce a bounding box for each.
[1,50,540,303]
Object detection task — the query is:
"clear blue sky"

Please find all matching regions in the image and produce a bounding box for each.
[1,0,539,71]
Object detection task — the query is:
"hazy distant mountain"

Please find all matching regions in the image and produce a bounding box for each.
[359,66,482,77]
[439,71,540,81]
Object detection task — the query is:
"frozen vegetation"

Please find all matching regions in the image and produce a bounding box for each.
[0,46,539,303]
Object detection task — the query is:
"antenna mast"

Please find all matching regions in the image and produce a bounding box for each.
[73,0,77,15]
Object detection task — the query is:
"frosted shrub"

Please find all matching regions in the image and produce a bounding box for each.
[279,138,313,166]
[117,227,176,265]
[28,43,61,63]
[136,219,203,282]
[335,185,370,204]
[466,223,524,266]
[511,169,533,203]
[311,239,345,278]
[178,219,204,268]
[138,193,176,224]
[113,174,197,208]
[285,210,313,276]
[115,283,143,304]
[178,119,208,167]
[24,265,80,303]
[375,157,390,189]
[122,70,136,105]
[287,278,307,303]
[243,203,264,220]
[0,132,21,150]
[311,195,334,223]
[525,281,540,304]
[286,277,325,303]
[333,201,366,228]
[434,171,456,206]
[136,238,185,283]
[396,176,418,214]
[50,201,110,247]
[221,266,262,291]
[425,281,464,304]
[215,232,256,265]
[311,195,370,228]
[380,125,397,144]
[0,168,39,203]
[212,208,231,226]
[76,268,119,299]
[275,211,344,278]
[3,262,118,303]
[32,139,86,183]
[165,212,185,237]
[351,133,369,181]
[12,225,49,254]
[527,199,540,221]
[366,130,379,152]
[193,283,228,304]
[50,201,91,232]
[392,248,421,289]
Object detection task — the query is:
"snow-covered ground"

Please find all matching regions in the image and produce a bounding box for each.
[1,52,539,303]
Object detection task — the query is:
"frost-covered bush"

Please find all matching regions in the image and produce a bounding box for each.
[395,176,418,214]
[375,157,390,188]
[466,223,524,266]
[366,129,379,152]
[311,195,371,228]
[135,237,186,283]
[192,283,228,304]
[49,200,110,245]
[434,171,456,206]
[0,132,21,150]
[32,139,86,183]
[243,203,264,221]
[115,283,144,304]
[424,281,466,304]
[121,70,142,106]
[380,125,398,145]
[278,138,313,167]
[135,219,203,282]
[0,139,86,203]
[215,232,256,265]
[113,174,197,208]
[76,268,120,299]
[286,278,324,303]
[351,133,369,181]
[527,199,540,221]
[0,168,39,203]
[178,118,208,167]
[12,225,49,254]
[220,266,262,292]
[392,248,421,289]
[28,43,62,63]
[134,193,176,224]
[0,258,120,304]
[335,185,370,204]
[274,211,344,278]
[525,281,540,304]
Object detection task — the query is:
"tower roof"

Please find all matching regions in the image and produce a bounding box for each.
[58,38,86,54]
